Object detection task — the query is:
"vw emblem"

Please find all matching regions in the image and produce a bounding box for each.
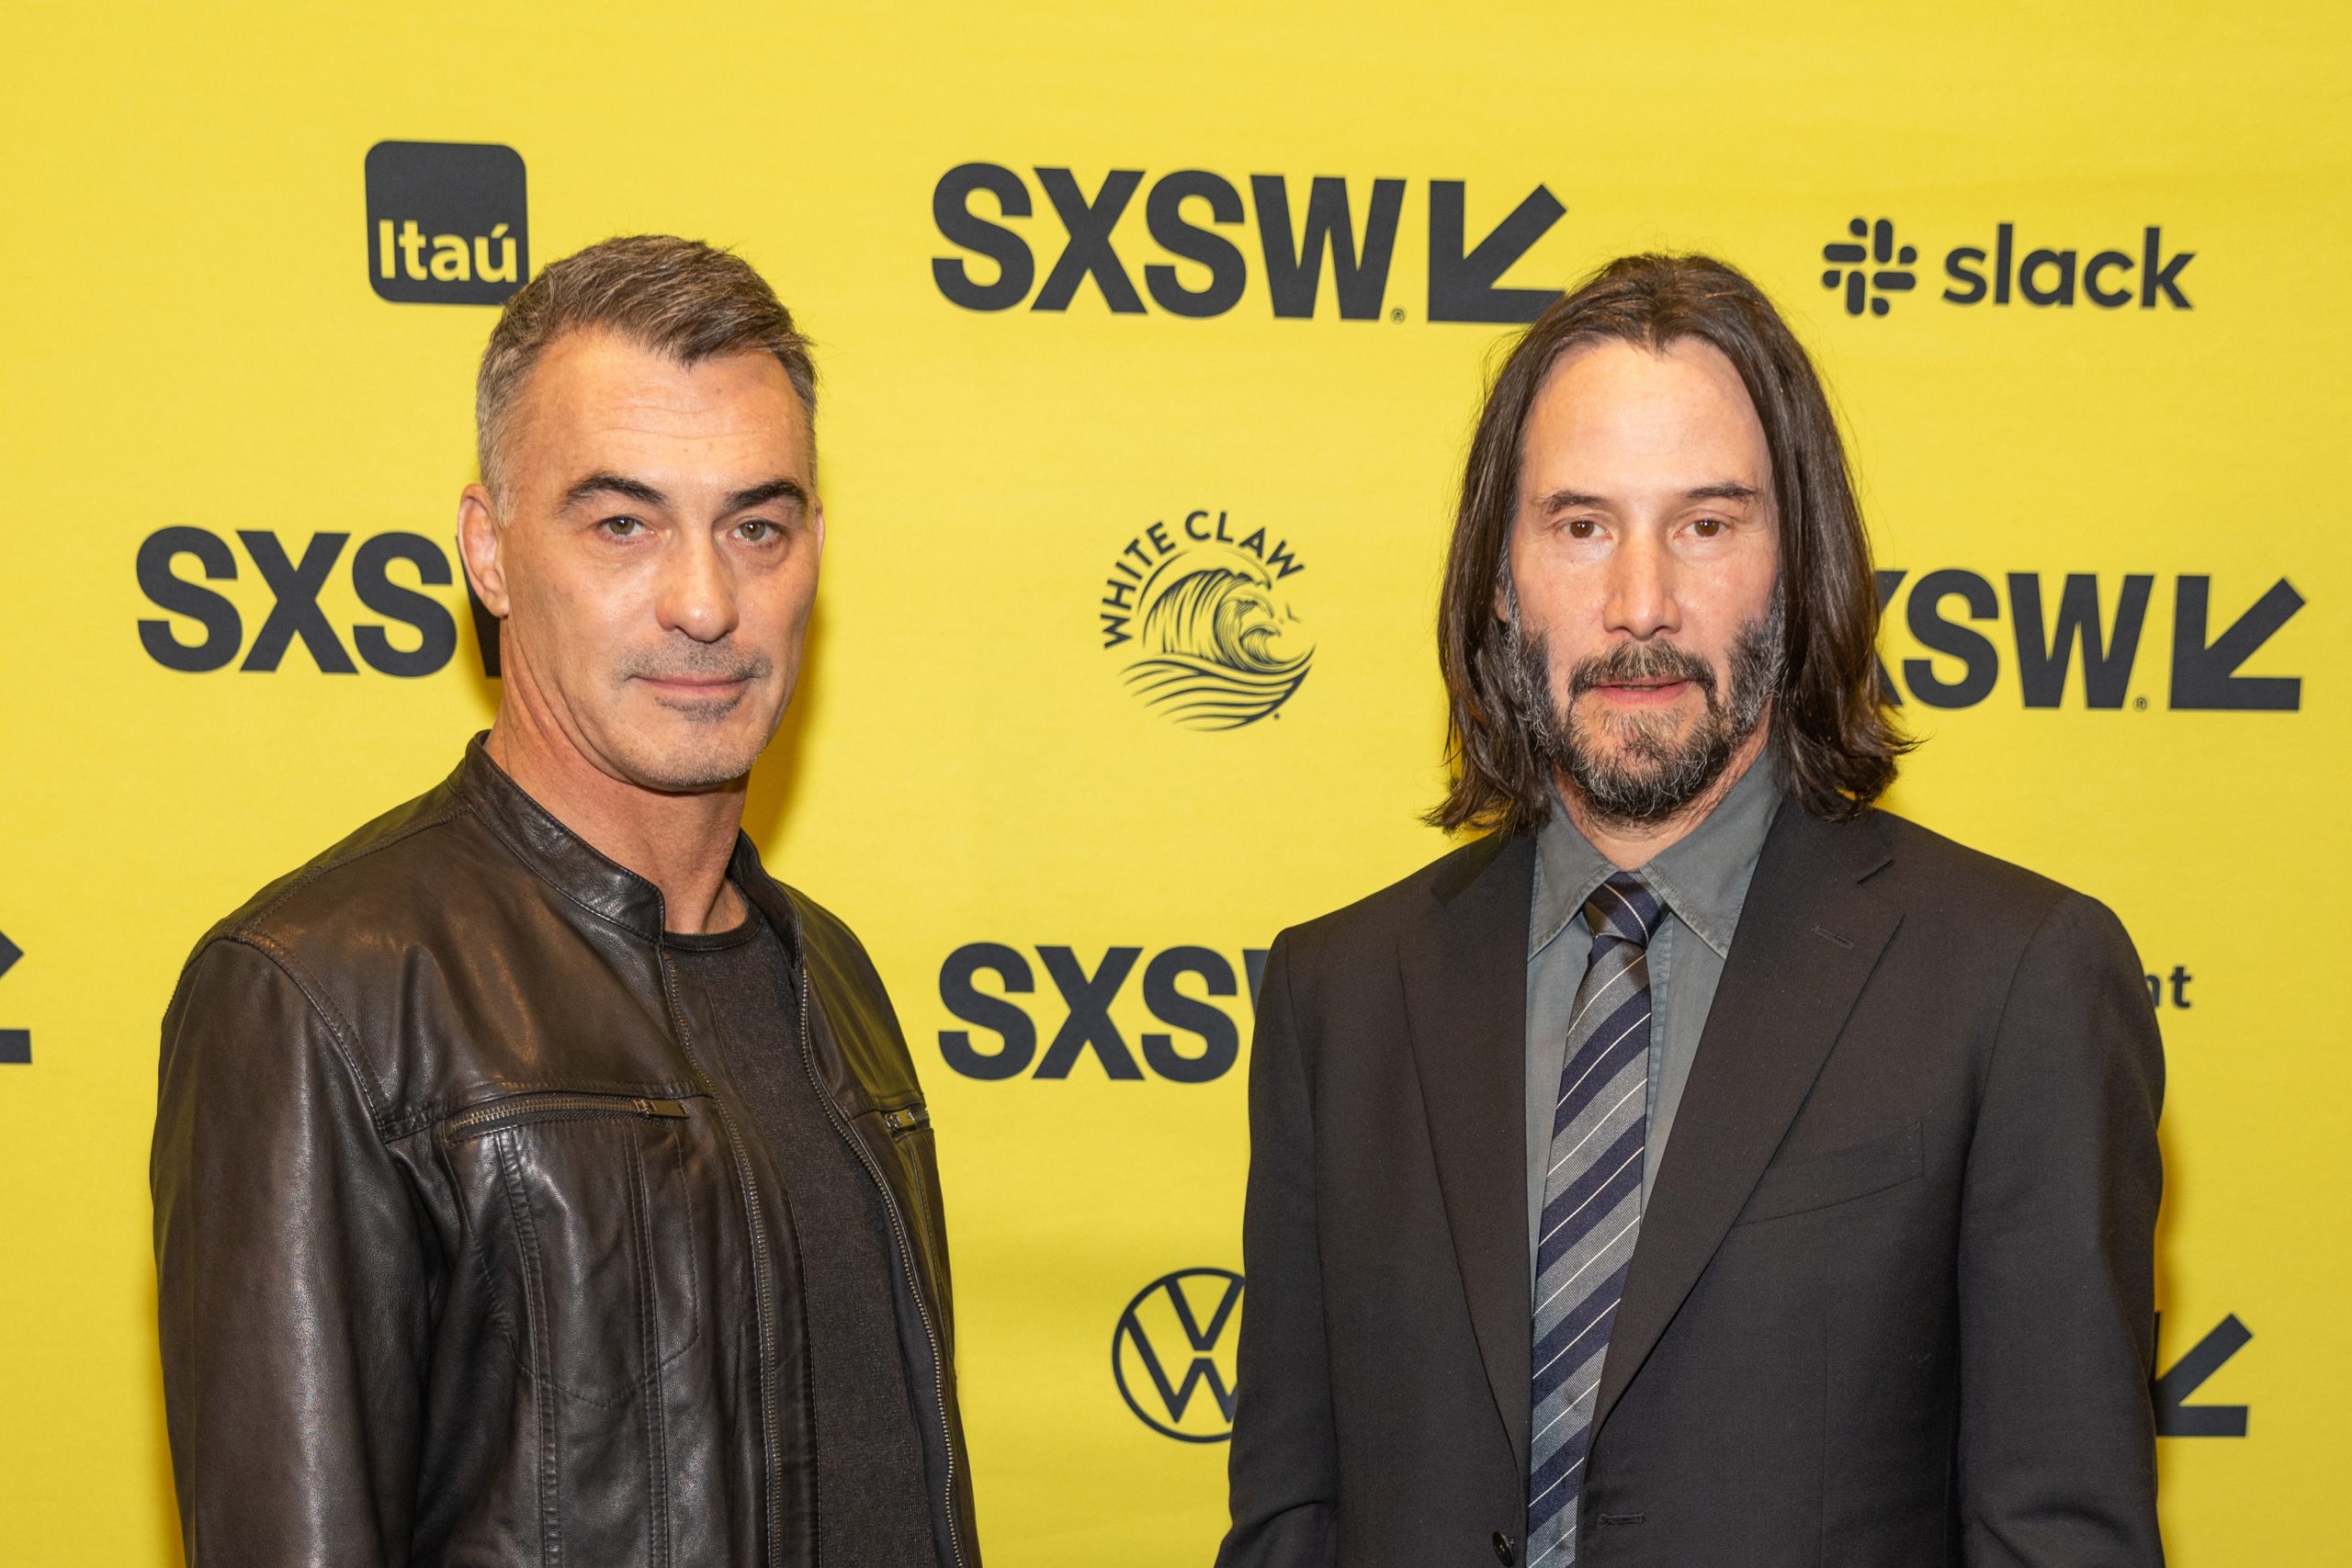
[1112,1269,1244,1442]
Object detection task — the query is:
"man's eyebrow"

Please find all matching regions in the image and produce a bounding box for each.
[1534,488,1610,513]
[1533,481,1762,513]
[560,471,668,511]
[724,477,809,513]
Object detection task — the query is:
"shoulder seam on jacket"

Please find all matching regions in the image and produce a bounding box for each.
[211,930,397,1141]
[243,799,472,929]
[1973,884,2083,1108]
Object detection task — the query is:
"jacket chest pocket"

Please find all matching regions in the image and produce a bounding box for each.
[445,1091,706,1405]
[1732,1120,1926,1227]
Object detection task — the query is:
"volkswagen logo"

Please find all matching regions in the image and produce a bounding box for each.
[1112,1269,1243,1442]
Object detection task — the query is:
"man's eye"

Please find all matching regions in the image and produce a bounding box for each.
[1691,516,1724,538]
[1566,518,1599,539]
[736,518,779,543]
[599,515,647,538]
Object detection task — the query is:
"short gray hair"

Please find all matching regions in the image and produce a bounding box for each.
[475,234,817,501]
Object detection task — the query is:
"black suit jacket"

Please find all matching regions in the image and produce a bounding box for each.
[1216,805,2164,1567]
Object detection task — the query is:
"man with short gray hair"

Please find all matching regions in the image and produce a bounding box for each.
[154,235,977,1567]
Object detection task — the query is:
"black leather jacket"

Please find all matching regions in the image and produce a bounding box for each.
[153,739,978,1568]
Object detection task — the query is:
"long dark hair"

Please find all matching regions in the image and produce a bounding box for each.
[1430,252,1909,836]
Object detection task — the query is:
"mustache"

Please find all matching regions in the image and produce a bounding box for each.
[618,645,774,683]
[1567,640,1719,699]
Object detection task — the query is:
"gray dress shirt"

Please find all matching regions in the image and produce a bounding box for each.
[1525,758,1784,1269]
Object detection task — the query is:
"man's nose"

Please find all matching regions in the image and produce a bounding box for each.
[655,533,741,644]
[1604,531,1680,639]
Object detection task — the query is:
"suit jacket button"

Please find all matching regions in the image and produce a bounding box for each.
[1493,1531,1517,1565]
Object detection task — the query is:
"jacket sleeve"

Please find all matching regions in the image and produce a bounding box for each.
[153,937,430,1567]
[1216,932,1340,1568]
[1957,892,2165,1566]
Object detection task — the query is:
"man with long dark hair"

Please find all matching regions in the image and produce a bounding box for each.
[1217,254,2163,1567]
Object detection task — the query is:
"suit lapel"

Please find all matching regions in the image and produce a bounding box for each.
[1593,807,1901,1433]
[1398,832,1538,1472]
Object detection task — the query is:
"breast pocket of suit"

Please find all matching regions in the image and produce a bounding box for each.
[1733,1121,1926,1227]
[443,1089,707,1405]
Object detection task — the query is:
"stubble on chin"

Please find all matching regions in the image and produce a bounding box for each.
[599,692,772,793]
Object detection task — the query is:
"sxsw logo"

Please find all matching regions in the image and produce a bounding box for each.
[933,165,1565,322]
[936,943,1267,1082]
[135,526,497,677]
[366,141,529,305]
[1821,217,2193,317]
[1878,570,2301,710]
[0,925,28,1066]
[2155,1313,2252,1438]
[1114,1269,1242,1442]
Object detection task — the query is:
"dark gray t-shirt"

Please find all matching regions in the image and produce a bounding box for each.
[666,912,939,1568]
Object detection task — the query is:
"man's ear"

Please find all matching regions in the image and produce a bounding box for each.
[457,483,510,617]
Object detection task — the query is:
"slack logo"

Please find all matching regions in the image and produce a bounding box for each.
[1821,218,1917,317]
[365,141,529,305]
[1821,217,2193,316]
[1943,222,2192,309]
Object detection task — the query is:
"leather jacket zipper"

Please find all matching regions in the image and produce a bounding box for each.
[445,1091,690,1140]
[796,964,968,1568]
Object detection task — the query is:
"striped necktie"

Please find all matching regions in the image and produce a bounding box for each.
[1526,870,1662,1566]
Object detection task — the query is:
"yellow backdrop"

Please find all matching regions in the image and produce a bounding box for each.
[3,2,2343,1562]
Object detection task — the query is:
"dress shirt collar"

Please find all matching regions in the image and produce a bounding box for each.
[1531,748,1786,960]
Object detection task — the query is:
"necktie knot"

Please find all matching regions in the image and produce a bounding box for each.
[1582,871,1663,948]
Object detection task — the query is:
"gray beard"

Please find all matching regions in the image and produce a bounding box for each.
[1504,592,1783,830]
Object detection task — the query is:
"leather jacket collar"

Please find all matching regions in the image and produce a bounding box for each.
[452,732,799,953]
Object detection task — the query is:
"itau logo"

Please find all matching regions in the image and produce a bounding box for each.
[1112,1269,1242,1441]
[1098,509,1312,729]
[365,141,529,305]
[1822,217,1918,317]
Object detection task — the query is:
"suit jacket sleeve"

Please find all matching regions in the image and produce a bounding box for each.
[1216,931,1340,1568]
[1958,891,2165,1565]
[153,938,429,1567]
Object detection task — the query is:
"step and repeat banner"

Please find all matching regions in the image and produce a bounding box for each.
[2,2,2343,1562]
